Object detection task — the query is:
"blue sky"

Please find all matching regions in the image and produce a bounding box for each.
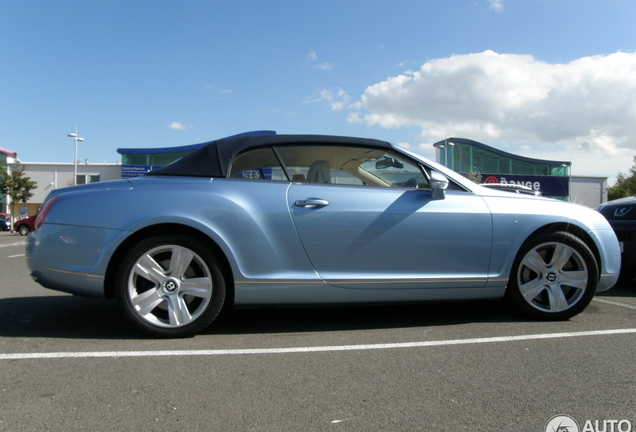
[2,0,635,182]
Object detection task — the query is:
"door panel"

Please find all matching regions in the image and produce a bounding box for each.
[288,184,492,289]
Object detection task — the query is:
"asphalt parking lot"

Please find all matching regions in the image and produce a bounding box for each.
[1,231,635,432]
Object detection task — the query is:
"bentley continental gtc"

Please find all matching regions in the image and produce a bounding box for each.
[26,133,621,337]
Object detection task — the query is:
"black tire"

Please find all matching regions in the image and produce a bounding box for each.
[114,234,226,338]
[505,231,599,320]
[18,225,29,236]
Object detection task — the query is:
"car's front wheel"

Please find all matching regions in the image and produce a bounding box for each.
[18,225,29,236]
[506,231,599,320]
[114,234,226,338]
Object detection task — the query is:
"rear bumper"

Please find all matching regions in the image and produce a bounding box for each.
[26,223,129,298]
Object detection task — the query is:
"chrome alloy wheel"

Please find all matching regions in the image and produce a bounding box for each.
[127,244,214,328]
[516,240,589,313]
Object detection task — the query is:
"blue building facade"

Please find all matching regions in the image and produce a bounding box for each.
[434,138,571,199]
[117,131,276,178]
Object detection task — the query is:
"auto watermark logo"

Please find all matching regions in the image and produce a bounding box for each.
[614,207,632,217]
[545,415,633,432]
[546,415,579,432]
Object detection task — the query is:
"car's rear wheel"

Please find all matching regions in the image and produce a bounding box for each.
[18,225,29,236]
[506,231,599,320]
[114,234,226,338]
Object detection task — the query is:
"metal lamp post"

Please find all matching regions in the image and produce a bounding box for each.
[433,139,454,170]
[67,130,85,185]
[445,141,455,171]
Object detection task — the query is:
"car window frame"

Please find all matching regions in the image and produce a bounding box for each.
[227,143,469,192]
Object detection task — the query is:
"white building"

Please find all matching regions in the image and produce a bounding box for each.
[569,176,608,209]
[2,161,121,217]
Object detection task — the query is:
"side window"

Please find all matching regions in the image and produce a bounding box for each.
[359,156,426,188]
[228,147,286,180]
[276,145,425,188]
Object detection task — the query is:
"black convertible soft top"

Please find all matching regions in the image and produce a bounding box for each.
[146,134,393,178]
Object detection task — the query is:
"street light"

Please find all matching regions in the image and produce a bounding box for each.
[67,130,85,185]
[433,139,454,169]
[445,141,455,171]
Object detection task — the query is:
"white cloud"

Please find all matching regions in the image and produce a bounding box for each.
[167,122,188,130]
[488,0,504,12]
[305,88,351,111]
[306,50,333,71]
[307,50,318,61]
[348,50,636,178]
[203,85,233,95]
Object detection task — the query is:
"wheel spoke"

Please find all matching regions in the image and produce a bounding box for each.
[548,243,573,271]
[546,284,569,312]
[167,247,195,279]
[166,294,193,326]
[134,254,167,285]
[180,277,213,299]
[522,249,548,274]
[560,270,588,290]
[519,278,546,301]
[131,288,164,316]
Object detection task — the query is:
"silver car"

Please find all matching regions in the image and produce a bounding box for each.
[26,133,621,337]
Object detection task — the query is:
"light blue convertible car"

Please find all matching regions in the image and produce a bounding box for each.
[26,133,621,337]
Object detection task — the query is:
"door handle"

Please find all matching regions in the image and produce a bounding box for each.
[294,198,330,208]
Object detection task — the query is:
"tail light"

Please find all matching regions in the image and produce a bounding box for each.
[34,195,59,230]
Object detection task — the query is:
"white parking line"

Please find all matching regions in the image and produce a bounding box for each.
[2,328,635,361]
[0,242,24,248]
[8,254,25,258]
[593,297,636,310]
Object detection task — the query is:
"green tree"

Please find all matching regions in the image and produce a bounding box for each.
[0,164,38,220]
[464,170,482,184]
[607,155,636,201]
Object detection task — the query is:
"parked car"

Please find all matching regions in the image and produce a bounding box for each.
[481,183,541,196]
[0,214,10,232]
[14,214,37,236]
[597,196,636,279]
[26,133,621,337]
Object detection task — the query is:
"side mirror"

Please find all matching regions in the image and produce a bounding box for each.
[430,171,449,200]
